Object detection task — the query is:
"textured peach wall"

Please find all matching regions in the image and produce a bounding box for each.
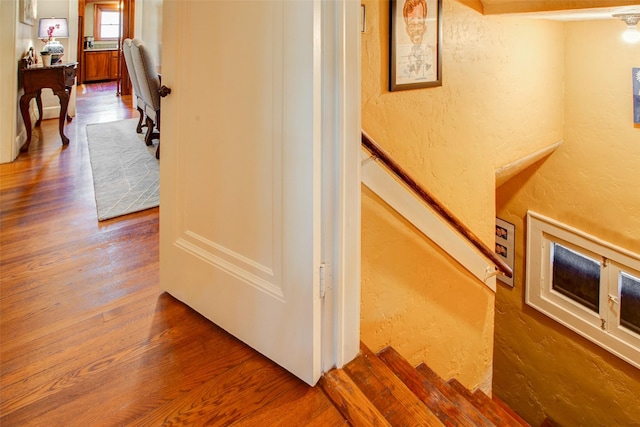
[362,187,497,388]
[494,19,640,426]
[360,0,563,390]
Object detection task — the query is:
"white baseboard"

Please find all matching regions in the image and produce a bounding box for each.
[14,126,26,159]
[42,106,62,120]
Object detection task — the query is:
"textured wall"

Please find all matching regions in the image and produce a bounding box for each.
[360,0,563,390]
[494,19,640,426]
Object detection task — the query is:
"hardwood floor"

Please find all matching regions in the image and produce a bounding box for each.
[0,84,346,426]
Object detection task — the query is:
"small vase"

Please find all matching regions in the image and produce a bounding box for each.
[41,54,52,67]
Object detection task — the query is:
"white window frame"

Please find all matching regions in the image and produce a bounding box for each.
[526,211,640,369]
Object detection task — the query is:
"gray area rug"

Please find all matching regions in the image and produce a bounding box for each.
[86,118,159,221]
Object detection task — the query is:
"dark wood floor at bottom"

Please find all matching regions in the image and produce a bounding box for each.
[0,83,346,426]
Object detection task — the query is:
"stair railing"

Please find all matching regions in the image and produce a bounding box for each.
[362,130,513,279]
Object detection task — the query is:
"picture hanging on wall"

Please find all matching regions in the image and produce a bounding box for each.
[390,0,442,91]
[633,68,640,125]
[495,218,515,287]
[19,0,37,26]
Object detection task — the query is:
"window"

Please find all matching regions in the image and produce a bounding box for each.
[620,273,640,335]
[551,243,601,313]
[94,4,120,40]
[526,211,640,369]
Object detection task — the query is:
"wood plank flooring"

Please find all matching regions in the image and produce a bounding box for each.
[0,83,346,426]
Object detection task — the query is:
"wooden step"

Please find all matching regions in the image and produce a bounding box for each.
[414,362,497,427]
[321,342,530,427]
[320,367,392,427]
[343,344,444,426]
[493,395,529,426]
[378,347,482,426]
[448,378,529,427]
[540,417,558,427]
[378,347,495,427]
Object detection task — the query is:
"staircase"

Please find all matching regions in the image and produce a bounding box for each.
[320,343,530,427]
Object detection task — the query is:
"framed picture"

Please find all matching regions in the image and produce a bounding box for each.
[390,0,442,91]
[495,218,515,287]
[20,0,37,26]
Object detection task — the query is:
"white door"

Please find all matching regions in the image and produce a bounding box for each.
[159,0,361,386]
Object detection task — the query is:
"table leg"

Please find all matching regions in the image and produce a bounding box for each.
[65,86,73,123]
[55,88,71,145]
[35,89,43,127]
[19,93,35,153]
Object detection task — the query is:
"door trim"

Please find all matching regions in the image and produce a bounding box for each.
[319,0,361,373]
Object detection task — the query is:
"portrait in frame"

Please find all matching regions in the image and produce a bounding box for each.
[390,0,442,91]
[20,0,37,26]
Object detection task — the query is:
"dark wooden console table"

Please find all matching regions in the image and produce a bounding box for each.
[19,62,78,153]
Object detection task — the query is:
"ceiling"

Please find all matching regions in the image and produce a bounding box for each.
[479,0,640,20]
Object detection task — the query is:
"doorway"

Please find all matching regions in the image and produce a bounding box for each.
[77,0,134,96]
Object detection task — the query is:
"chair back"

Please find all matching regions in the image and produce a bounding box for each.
[122,38,142,101]
[130,38,161,113]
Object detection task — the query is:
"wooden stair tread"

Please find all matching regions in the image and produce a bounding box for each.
[414,362,496,427]
[493,395,529,426]
[344,356,418,426]
[344,344,444,426]
[448,379,528,427]
[321,342,530,427]
[473,390,530,427]
[376,347,479,427]
[320,367,392,427]
[540,417,558,427]
[378,347,495,427]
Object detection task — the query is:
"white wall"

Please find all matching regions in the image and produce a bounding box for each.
[1,0,19,163]
[85,3,94,36]
[135,0,162,67]
[2,0,42,162]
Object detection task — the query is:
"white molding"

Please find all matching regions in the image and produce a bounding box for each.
[361,150,497,292]
[320,0,361,373]
[15,127,27,156]
[527,211,640,264]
